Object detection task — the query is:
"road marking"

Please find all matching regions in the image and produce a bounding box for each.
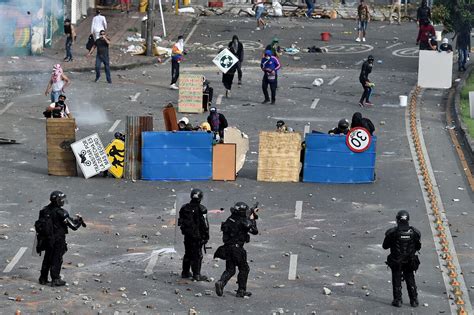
[130,92,140,102]
[406,88,473,313]
[381,104,400,108]
[3,247,27,273]
[216,94,223,105]
[386,42,402,49]
[295,201,303,219]
[355,59,364,66]
[379,25,386,29]
[304,125,310,134]
[288,254,298,280]
[328,76,340,86]
[0,102,14,116]
[108,120,121,133]
[310,98,320,109]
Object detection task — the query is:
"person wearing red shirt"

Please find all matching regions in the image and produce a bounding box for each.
[416,20,435,50]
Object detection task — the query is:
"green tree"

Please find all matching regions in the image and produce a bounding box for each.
[432,0,473,33]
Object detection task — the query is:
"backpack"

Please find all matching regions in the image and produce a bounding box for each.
[34,207,55,254]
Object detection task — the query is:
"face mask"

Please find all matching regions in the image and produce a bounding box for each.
[58,100,65,105]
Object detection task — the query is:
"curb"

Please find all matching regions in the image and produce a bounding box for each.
[452,66,474,163]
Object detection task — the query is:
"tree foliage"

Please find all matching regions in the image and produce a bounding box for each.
[432,0,473,33]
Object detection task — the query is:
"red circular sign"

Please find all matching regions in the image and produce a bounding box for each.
[346,127,372,153]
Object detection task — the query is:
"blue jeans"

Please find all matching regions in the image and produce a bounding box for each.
[95,54,111,83]
[305,0,314,17]
[458,48,468,69]
[255,6,264,20]
[50,90,61,103]
[65,36,73,60]
[358,20,368,32]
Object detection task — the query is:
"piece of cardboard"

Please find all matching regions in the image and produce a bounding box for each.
[418,50,452,89]
[257,131,302,182]
[178,74,204,113]
[224,127,249,173]
[163,105,179,131]
[212,143,236,181]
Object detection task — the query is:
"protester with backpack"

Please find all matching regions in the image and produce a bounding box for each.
[178,188,209,281]
[35,191,86,286]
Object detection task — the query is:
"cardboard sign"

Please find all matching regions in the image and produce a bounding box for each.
[178,74,204,113]
[105,139,125,178]
[257,131,302,182]
[213,143,236,181]
[418,50,452,89]
[212,48,239,74]
[224,127,249,173]
[71,133,111,179]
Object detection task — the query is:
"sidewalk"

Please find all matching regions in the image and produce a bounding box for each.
[0,8,195,76]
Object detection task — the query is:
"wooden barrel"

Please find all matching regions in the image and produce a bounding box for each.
[46,119,77,176]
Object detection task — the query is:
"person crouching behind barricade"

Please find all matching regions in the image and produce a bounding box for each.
[43,94,73,119]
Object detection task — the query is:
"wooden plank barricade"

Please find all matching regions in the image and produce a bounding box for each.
[212,143,236,181]
[257,131,301,182]
[124,116,153,180]
[46,119,77,176]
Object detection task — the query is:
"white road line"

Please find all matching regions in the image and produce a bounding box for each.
[304,125,310,135]
[216,94,223,105]
[0,102,14,116]
[144,251,159,275]
[108,120,121,133]
[379,25,386,29]
[355,59,364,66]
[288,254,298,280]
[386,42,402,49]
[130,92,141,102]
[310,98,320,109]
[3,247,27,273]
[381,104,400,108]
[406,89,473,313]
[328,76,340,86]
[294,201,303,219]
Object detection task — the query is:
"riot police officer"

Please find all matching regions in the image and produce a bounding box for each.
[214,202,258,298]
[178,188,209,281]
[36,191,85,286]
[383,210,421,307]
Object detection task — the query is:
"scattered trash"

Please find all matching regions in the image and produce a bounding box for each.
[452,199,460,202]
[320,65,327,70]
[323,287,332,295]
[178,7,195,13]
[312,78,324,86]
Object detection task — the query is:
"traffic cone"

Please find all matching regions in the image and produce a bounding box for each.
[442,253,452,261]
[440,239,449,247]
[453,286,463,296]
[450,279,460,286]
[457,306,467,315]
[448,269,458,278]
[455,296,465,305]
[436,224,445,231]
[446,261,455,269]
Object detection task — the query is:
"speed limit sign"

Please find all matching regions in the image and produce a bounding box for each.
[346,127,372,153]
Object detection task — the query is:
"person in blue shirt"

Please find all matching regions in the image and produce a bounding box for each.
[260,50,281,105]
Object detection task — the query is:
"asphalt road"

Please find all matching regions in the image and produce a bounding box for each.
[0,17,472,314]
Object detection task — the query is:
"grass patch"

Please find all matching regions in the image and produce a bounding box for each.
[460,72,474,138]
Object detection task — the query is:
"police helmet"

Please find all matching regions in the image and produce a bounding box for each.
[233,202,249,217]
[396,210,410,223]
[50,190,67,206]
[338,118,349,130]
[190,188,203,202]
[367,55,375,62]
[276,120,285,128]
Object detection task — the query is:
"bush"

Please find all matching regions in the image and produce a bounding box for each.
[460,73,474,138]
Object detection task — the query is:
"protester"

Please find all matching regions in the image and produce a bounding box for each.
[254,0,266,31]
[44,64,70,103]
[207,107,228,140]
[91,10,107,40]
[358,55,374,107]
[428,35,438,51]
[170,35,185,90]
[63,18,76,62]
[260,50,281,105]
[266,38,282,59]
[351,112,375,135]
[222,55,238,98]
[305,0,314,18]
[455,23,471,72]
[416,0,431,26]
[328,119,350,135]
[121,0,131,14]
[228,35,244,86]
[178,117,193,131]
[43,94,73,119]
[439,38,453,53]
[356,0,370,42]
[203,76,213,111]
[416,20,435,50]
[87,30,112,84]
[389,0,401,25]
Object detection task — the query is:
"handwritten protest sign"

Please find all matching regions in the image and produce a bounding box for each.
[178,74,203,113]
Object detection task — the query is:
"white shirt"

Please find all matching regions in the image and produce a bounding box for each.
[49,102,70,118]
[91,15,107,36]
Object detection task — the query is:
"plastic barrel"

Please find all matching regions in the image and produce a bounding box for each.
[399,95,408,107]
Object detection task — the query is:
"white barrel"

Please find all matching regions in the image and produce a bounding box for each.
[399,95,408,107]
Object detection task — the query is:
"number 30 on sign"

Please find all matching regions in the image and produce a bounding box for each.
[346,127,372,153]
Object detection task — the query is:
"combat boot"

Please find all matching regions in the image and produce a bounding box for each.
[408,286,419,307]
[193,274,208,281]
[51,279,66,287]
[38,277,50,285]
[215,280,224,296]
[391,287,402,307]
[236,289,252,298]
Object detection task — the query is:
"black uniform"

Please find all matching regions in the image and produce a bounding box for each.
[383,222,421,307]
[178,200,209,280]
[214,210,258,297]
[228,35,244,83]
[359,59,373,105]
[38,204,82,285]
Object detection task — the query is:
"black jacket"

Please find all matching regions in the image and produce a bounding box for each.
[359,61,373,83]
[228,36,244,62]
[351,112,375,135]
[221,213,258,247]
[383,224,421,261]
[178,202,209,241]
